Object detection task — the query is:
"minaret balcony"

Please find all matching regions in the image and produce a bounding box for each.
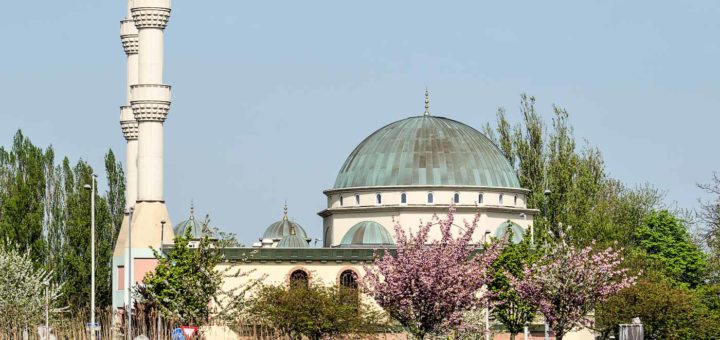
[131,0,171,29]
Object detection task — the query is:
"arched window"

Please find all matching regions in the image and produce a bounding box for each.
[355,194,360,205]
[514,195,518,205]
[453,192,460,204]
[340,195,343,206]
[339,270,359,305]
[376,193,382,205]
[478,193,484,204]
[339,270,358,289]
[401,192,407,204]
[499,194,504,205]
[427,192,434,204]
[289,269,309,288]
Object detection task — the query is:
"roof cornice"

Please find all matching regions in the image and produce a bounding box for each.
[323,185,531,195]
[317,204,539,218]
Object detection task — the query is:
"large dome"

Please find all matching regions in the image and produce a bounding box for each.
[333,115,519,189]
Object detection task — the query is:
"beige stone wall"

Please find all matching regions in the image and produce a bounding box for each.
[321,187,535,247]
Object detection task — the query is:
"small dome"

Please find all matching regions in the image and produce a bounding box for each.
[333,115,519,189]
[174,204,215,240]
[261,204,309,241]
[277,234,310,248]
[340,221,395,246]
[495,221,524,244]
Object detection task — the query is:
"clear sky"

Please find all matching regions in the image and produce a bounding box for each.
[1,1,718,245]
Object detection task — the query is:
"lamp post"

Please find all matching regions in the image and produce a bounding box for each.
[482,229,492,340]
[127,206,134,340]
[543,189,551,340]
[83,174,97,339]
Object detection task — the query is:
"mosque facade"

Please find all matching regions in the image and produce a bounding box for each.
[107,1,596,339]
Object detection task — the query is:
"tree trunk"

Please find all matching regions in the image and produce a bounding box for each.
[510,333,516,340]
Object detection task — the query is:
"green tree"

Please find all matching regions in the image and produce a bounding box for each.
[698,172,720,282]
[633,210,707,287]
[248,280,385,340]
[595,271,717,339]
[104,149,125,240]
[0,246,64,336]
[0,131,54,264]
[139,224,225,326]
[488,234,538,340]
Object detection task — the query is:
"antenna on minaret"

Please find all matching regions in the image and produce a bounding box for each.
[424,88,430,116]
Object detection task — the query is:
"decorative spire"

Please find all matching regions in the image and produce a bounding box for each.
[424,88,430,116]
[189,200,195,220]
[283,201,288,221]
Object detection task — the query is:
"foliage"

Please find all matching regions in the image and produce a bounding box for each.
[138,223,225,326]
[596,271,720,339]
[363,207,502,339]
[0,130,124,311]
[0,131,54,263]
[511,242,636,340]
[698,172,720,282]
[484,95,663,249]
[633,210,707,287]
[487,234,539,340]
[137,217,253,327]
[248,280,384,340]
[0,246,64,335]
[104,149,126,240]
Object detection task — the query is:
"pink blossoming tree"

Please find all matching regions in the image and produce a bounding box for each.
[511,242,637,340]
[363,207,502,339]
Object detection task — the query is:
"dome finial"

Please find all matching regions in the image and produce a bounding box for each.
[283,201,288,221]
[424,87,430,116]
[189,200,195,220]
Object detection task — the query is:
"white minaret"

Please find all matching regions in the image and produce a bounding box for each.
[112,0,174,309]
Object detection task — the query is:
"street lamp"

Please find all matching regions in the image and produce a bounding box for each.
[83,174,97,339]
[542,189,551,340]
[126,206,134,340]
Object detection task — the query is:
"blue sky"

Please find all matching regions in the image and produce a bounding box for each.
[1,1,718,245]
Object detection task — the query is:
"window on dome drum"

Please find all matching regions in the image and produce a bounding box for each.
[478,193,484,204]
[340,195,343,206]
[499,194,504,205]
[401,192,407,204]
[453,192,460,204]
[289,269,309,288]
[514,195,518,205]
[339,270,359,306]
[376,193,382,205]
[355,194,360,205]
[427,192,434,204]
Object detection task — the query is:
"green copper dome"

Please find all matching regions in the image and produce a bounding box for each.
[277,234,310,248]
[333,115,519,189]
[495,221,524,244]
[261,204,310,242]
[174,206,216,240]
[340,221,395,246]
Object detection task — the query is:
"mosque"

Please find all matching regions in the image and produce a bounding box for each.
[110,0,581,337]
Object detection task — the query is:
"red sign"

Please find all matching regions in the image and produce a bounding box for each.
[180,326,198,339]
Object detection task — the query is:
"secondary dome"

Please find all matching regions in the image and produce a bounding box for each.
[333,115,519,189]
[340,221,395,246]
[277,234,310,248]
[261,204,309,241]
[174,204,216,240]
[495,221,524,244]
